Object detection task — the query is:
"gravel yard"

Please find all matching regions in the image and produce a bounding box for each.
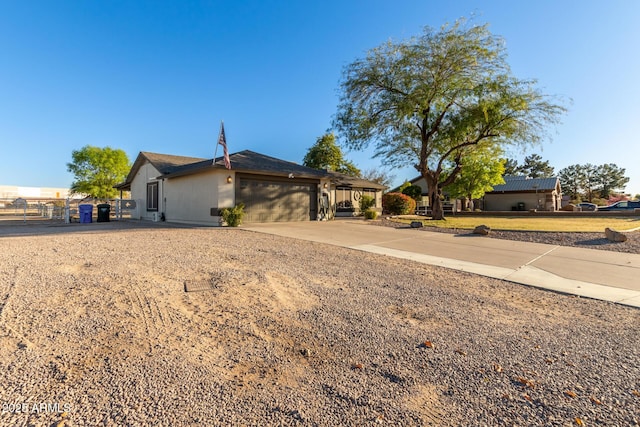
[1,221,639,426]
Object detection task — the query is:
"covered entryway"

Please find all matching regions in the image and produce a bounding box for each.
[236,175,318,222]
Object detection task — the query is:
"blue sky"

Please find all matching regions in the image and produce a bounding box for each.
[1,1,639,196]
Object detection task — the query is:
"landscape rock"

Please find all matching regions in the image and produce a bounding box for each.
[605,227,627,242]
[410,221,423,228]
[473,224,491,235]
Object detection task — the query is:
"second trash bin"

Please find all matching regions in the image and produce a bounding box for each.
[97,204,111,222]
[79,204,93,223]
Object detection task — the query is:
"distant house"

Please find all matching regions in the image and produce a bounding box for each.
[389,175,563,212]
[115,150,385,225]
[483,176,562,211]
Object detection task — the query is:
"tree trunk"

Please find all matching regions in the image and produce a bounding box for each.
[424,174,444,220]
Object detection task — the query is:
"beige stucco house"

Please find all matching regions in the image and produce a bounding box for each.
[390,175,562,212]
[483,176,562,211]
[116,150,385,225]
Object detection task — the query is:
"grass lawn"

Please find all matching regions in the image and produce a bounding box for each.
[390,215,640,232]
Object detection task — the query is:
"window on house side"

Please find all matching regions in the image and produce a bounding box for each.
[147,182,158,211]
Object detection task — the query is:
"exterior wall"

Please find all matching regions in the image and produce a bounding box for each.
[130,162,162,220]
[484,192,554,211]
[163,170,235,225]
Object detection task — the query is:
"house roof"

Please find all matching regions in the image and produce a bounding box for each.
[386,174,560,195]
[115,149,387,190]
[487,176,560,193]
[327,171,387,190]
[163,150,328,180]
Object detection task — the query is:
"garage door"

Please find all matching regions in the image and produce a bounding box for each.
[236,177,318,222]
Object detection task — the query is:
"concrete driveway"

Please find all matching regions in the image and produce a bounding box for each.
[244,220,640,308]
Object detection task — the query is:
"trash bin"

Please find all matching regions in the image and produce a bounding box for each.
[517,202,525,211]
[97,203,111,222]
[79,204,93,223]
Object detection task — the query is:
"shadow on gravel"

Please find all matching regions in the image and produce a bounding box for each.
[575,238,619,247]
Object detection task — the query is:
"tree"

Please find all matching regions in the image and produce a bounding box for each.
[518,154,554,178]
[503,158,519,175]
[401,184,423,202]
[558,162,629,202]
[594,163,629,199]
[303,133,360,176]
[334,20,566,219]
[360,168,395,189]
[67,145,130,199]
[445,148,505,210]
[558,164,584,201]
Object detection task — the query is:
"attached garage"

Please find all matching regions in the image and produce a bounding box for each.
[236,175,318,222]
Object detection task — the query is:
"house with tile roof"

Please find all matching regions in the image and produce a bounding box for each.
[115,150,386,225]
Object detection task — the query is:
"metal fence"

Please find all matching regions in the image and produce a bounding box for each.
[0,198,139,222]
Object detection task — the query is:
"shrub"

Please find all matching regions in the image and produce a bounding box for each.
[382,192,416,215]
[364,209,378,220]
[359,194,375,212]
[220,203,245,227]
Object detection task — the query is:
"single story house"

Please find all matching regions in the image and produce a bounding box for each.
[115,150,386,225]
[483,176,562,211]
[390,174,562,212]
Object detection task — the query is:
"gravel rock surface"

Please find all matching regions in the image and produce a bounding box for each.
[1,221,639,426]
[378,218,640,254]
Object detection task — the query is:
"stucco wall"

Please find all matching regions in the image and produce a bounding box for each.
[163,170,235,225]
[130,162,161,220]
[484,192,549,211]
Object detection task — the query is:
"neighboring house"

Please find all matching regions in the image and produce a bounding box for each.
[483,176,562,211]
[115,150,385,225]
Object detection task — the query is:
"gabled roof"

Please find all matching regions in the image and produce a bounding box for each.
[487,176,560,193]
[163,150,328,179]
[116,149,388,191]
[328,171,387,190]
[116,151,208,189]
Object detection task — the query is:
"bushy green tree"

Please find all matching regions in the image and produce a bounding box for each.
[518,154,555,178]
[67,145,130,199]
[334,19,566,219]
[303,133,360,176]
[445,148,505,209]
[401,184,423,202]
[559,163,629,201]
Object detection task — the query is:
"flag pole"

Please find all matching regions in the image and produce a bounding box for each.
[213,121,223,166]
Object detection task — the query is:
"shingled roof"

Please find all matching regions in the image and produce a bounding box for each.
[117,149,384,190]
[162,150,328,179]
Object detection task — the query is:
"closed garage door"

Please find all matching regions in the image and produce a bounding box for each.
[236,176,318,222]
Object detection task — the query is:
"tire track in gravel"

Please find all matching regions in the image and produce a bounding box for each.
[0,265,35,348]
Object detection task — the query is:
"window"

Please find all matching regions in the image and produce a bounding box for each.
[147,182,158,211]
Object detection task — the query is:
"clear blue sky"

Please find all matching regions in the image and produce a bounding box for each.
[2,1,639,196]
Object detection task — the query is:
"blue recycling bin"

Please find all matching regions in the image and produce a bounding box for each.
[79,204,93,223]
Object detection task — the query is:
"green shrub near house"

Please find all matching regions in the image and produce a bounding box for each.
[359,195,375,212]
[220,203,245,227]
[364,209,378,220]
[382,192,416,215]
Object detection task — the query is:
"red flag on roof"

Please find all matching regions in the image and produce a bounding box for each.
[218,121,231,169]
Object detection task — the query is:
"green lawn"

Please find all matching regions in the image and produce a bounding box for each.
[390,215,640,232]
